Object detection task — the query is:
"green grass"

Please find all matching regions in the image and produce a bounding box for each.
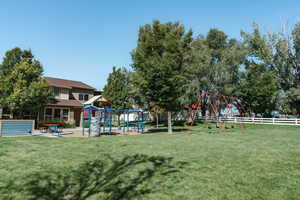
[1,123,300,199]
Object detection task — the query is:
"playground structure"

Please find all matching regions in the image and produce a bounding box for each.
[184,92,251,126]
[82,105,145,136]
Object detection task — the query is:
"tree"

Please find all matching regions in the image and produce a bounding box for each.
[240,23,300,115]
[182,29,246,120]
[128,71,148,109]
[284,23,300,114]
[0,48,52,118]
[103,67,132,126]
[149,101,165,128]
[237,63,279,116]
[131,20,193,133]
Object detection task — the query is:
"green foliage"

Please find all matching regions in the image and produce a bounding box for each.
[285,86,300,114]
[128,71,148,109]
[131,20,192,111]
[149,101,165,127]
[237,63,279,116]
[131,20,193,133]
[103,66,132,112]
[182,28,246,118]
[0,48,52,118]
[240,23,300,115]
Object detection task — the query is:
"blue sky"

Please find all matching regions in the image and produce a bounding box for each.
[0,0,299,90]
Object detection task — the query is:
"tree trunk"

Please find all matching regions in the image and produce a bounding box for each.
[117,114,121,127]
[201,108,206,119]
[167,111,172,134]
[156,113,159,128]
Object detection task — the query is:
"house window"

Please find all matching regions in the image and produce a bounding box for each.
[45,108,53,121]
[44,107,70,122]
[53,88,60,97]
[79,94,84,100]
[84,94,89,101]
[54,109,61,120]
[62,109,69,121]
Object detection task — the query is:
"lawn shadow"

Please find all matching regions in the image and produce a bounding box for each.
[19,154,184,200]
[146,128,190,134]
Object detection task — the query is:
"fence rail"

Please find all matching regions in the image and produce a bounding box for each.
[202,117,300,126]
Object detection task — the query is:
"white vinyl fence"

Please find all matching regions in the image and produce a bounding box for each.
[216,117,300,126]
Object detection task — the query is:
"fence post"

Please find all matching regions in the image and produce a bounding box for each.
[296,118,298,125]
[234,117,237,123]
[272,118,275,124]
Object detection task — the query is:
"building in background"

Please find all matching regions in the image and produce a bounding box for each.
[0,76,103,127]
[39,77,98,126]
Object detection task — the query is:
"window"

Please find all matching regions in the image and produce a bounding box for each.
[53,88,60,97]
[62,109,69,121]
[45,108,53,121]
[84,94,89,101]
[44,108,70,121]
[54,109,61,120]
[44,107,70,122]
[79,94,84,100]
[23,111,35,119]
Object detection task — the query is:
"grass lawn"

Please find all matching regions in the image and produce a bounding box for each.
[1,123,300,199]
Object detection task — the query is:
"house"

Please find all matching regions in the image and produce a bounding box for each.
[39,77,97,126]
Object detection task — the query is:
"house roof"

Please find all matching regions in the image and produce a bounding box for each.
[44,77,95,90]
[47,99,83,107]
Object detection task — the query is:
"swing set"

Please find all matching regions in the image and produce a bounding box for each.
[184,92,251,125]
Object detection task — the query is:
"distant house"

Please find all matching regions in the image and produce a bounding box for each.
[0,77,103,126]
[39,77,97,126]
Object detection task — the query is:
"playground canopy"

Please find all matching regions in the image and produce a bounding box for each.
[84,95,112,106]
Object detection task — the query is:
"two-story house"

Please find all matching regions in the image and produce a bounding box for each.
[39,77,96,126]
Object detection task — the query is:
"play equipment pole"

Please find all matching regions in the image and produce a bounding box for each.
[127,112,129,131]
[98,111,101,134]
[100,111,103,134]
[82,110,85,136]
[109,110,112,134]
[104,110,107,133]
[88,108,91,137]
[123,112,126,133]
[141,112,144,133]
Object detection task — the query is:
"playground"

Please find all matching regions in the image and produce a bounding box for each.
[81,105,145,137]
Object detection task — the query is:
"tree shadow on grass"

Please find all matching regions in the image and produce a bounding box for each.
[18,154,185,200]
[146,128,189,134]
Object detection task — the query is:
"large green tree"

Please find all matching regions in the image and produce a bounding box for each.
[131,20,193,133]
[0,48,52,118]
[182,29,246,119]
[240,23,300,115]
[237,63,279,116]
[284,23,300,114]
[103,67,132,126]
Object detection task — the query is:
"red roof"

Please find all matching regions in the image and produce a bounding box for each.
[47,99,83,107]
[44,77,95,90]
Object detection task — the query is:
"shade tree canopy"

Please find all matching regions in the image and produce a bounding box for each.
[131,20,193,133]
[0,48,52,118]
